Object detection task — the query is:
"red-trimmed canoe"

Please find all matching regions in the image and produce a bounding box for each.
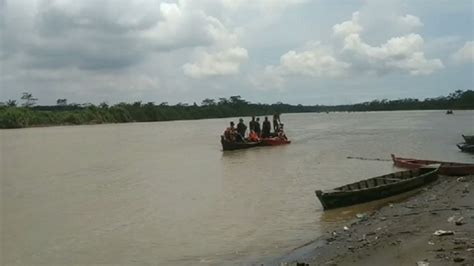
[391,154,474,176]
[315,165,440,210]
[260,137,291,146]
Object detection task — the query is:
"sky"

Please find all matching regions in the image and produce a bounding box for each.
[1,0,473,105]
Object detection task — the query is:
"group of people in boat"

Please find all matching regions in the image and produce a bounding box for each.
[223,114,287,142]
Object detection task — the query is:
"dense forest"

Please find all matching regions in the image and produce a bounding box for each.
[0,90,473,129]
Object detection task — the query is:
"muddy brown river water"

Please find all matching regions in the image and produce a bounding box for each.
[1,111,473,264]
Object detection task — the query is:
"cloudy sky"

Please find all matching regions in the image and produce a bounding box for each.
[1,0,473,105]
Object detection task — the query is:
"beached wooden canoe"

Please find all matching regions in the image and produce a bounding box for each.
[462,134,474,144]
[260,137,291,146]
[221,136,261,151]
[391,154,474,176]
[457,143,474,153]
[315,165,440,210]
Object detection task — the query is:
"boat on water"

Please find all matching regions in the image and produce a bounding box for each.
[391,154,474,176]
[220,136,261,151]
[457,143,474,153]
[462,134,474,144]
[221,136,290,151]
[315,165,440,210]
[446,110,453,114]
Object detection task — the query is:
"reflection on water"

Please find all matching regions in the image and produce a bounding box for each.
[2,111,473,265]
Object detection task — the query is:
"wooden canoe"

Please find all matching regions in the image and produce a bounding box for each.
[391,154,474,176]
[315,165,440,210]
[462,135,474,144]
[457,143,474,153]
[221,136,261,151]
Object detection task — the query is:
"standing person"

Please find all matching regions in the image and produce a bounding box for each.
[236,118,247,141]
[254,117,261,137]
[262,116,271,138]
[273,113,281,133]
[249,116,256,132]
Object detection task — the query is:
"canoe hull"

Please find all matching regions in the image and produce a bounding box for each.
[315,167,439,210]
[457,143,474,153]
[391,154,474,176]
[221,136,261,151]
[260,137,291,146]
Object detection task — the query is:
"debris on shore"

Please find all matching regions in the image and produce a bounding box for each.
[275,175,474,266]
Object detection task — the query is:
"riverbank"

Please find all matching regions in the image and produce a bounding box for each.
[275,175,474,266]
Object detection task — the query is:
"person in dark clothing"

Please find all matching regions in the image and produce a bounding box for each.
[249,116,256,132]
[262,116,271,138]
[273,113,281,133]
[236,118,247,141]
[254,117,261,137]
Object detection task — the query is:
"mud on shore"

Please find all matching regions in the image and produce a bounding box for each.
[275,175,474,266]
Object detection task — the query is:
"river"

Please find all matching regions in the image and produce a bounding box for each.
[2,111,473,265]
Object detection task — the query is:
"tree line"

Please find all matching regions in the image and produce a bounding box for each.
[0,90,473,129]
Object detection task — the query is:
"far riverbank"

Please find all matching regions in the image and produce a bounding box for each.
[1,90,473,128]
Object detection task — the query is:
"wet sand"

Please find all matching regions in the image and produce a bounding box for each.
[275,175,474,266]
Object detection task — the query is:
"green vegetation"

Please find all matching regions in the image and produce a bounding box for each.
[1,90,473,129]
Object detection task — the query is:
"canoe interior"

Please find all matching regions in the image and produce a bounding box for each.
[330,167,435,193]
[316,166,439,210]
[396,158,472,167]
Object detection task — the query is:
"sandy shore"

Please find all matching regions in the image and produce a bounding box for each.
[271,175,474,266]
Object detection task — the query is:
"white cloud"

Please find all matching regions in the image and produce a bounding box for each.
[338,14,443,75]
[183,47,248,78]
[333,12,363,38]
[253,42,350,89]
[257,9,442,89]
[452,41,474,64]
[278,43,350,77]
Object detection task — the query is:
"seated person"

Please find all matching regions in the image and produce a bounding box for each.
[223,121,236,142]
[248,130,259,142]
[277,123,288,140]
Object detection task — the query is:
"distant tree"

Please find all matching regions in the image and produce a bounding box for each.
[159,102,169,106]
[229,95,247,105]
[21,92,37,108]
[68,103,81,108]
[6,99,17,107]
[56,98,67,106]
[99,102,109,109]
[218,97,229,105]
[201,98,216,106]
